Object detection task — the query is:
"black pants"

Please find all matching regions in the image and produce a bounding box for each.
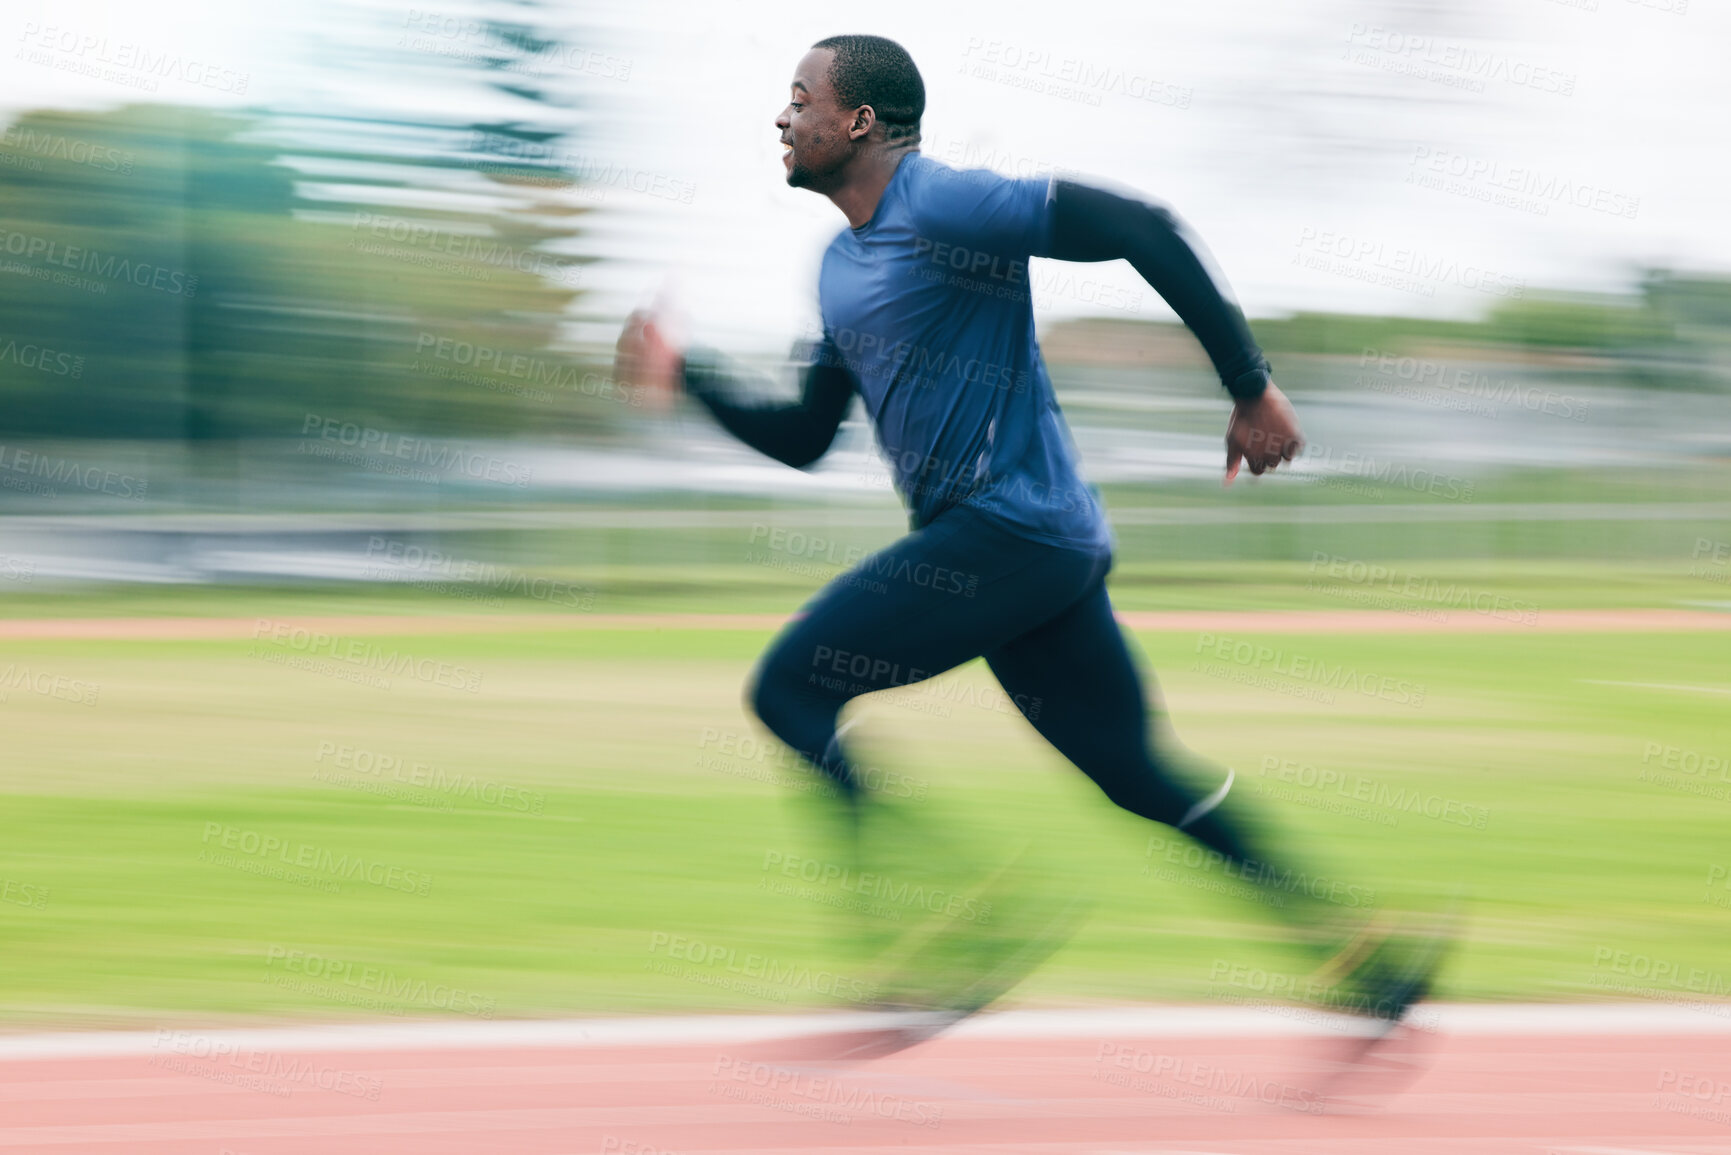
[749,503,1265,876]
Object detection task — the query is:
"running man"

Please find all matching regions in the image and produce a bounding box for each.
[617,34,1439,1029]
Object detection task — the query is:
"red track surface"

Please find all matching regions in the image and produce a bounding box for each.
[3,1009,1731,1153]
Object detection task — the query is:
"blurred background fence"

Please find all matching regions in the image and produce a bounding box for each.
[1,0,1728,598]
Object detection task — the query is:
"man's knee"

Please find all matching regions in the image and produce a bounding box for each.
[745,662,787,737]
[744,651,855,788]
[747,645,821,741]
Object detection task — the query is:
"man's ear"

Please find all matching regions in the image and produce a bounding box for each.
[850,105,875,140]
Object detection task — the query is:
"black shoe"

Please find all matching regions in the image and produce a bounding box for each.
[1306,904,1460,1106]
[755,863,1090,1066]
[1310,904,1457,1029]
[867,848,1091,1019]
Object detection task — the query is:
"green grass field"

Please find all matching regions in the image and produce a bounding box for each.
[1,561,1728,1029]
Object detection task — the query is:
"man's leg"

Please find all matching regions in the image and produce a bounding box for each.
[746,508,1110,1012]
[988,585,1453,1026]
[747,506,1104,986]
[983,580,1326,922]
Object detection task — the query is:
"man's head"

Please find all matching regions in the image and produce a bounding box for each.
[777,34,924,191]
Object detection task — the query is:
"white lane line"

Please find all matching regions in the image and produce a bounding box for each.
[6,1003,1731,1062]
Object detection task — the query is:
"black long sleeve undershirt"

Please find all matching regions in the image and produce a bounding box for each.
[681,177,1272,468]
[1049,180,1272,401]
[681,343,855,469]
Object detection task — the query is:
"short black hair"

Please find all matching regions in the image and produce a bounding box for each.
[811,34,924,143]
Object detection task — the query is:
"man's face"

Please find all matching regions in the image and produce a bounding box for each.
[775,48,861,190]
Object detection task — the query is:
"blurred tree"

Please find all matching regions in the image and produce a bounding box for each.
[0,0,628,443]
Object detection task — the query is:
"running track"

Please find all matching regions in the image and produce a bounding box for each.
[5,1006,1731,1154]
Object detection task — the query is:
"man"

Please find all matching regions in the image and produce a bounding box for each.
[617,34,1438,1032]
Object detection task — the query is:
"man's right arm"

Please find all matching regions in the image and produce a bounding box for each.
[681,340,856,470]
[1047,180,1271,401]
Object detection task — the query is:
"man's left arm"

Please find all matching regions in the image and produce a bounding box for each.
[1044,180,1303,481]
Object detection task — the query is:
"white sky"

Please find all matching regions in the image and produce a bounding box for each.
[4,0,1726,355]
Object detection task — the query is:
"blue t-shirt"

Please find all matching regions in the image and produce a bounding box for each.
[818,152,1111,554]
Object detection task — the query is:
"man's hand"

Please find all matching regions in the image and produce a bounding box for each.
[614,308,684,414]
[1224,380,1304,485]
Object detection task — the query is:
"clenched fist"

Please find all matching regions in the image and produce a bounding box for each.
[1224,381,1304,484]
[614,308,684,414]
